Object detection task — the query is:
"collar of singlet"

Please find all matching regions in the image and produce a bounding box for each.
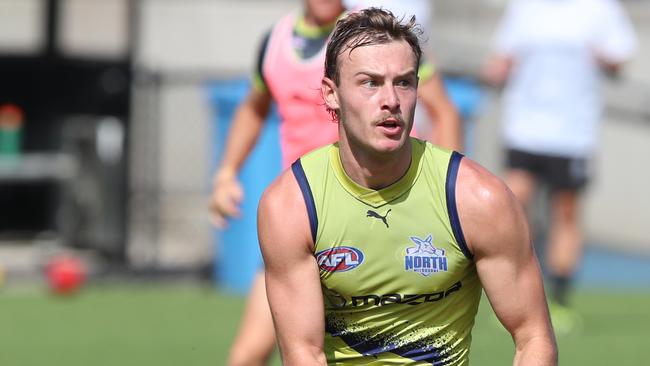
[329,138,424,208]
[295,14,338,39]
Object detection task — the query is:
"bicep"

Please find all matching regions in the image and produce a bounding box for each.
[220,88,272,169]
[258,175,326,362]
[457,159,551,340]
[243,87,272,118]
[417,73,462,151]
[474,213,548,336]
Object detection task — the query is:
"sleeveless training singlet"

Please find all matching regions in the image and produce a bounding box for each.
[292,138,482,365]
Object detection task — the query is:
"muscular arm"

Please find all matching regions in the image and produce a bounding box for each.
[258,171,327,365]
[210,88,272,227]
[456,158,557,365]
[417,72,463,151]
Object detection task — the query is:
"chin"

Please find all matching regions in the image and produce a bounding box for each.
[374,137,408,154]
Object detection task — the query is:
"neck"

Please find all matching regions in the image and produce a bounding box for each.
[302,9,341,28]
[338,139,413,190]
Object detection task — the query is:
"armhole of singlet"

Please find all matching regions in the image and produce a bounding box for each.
[291,159,318,244]
[445,151,473,259]
[255,30,272,90]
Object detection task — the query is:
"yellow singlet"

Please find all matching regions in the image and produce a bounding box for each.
[291,138,482,365]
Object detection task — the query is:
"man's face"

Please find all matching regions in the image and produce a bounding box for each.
[323,39,418,155]
[305,0,344,25]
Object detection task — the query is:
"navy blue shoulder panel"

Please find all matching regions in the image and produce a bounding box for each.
[291,159,318,244]
[256,30,271,87]
[445,151,473,259]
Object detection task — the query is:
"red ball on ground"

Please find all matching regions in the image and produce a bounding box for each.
[46,255,86,295]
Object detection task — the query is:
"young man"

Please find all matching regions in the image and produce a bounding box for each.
[483,0,637,334]
[211,1,460,365]
[211,0,459,228]
[260,8,557,365]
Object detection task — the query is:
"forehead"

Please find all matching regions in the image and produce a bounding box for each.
[338,39,417,74]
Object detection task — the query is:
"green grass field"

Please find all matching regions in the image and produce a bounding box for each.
[1,283,649,365]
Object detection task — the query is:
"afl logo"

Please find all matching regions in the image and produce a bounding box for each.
[316,246,364,272]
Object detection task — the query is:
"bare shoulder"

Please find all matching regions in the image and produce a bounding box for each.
[258,168,313,254]
[455,157,528,257]
[456,157,516,215]
[259,169,300,211]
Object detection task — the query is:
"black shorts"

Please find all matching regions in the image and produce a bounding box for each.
[506,149,590,192]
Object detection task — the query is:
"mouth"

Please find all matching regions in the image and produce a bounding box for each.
[379,119,398,127]
[377,117,404,135]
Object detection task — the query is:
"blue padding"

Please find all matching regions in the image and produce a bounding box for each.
[443,76,483,121]
[207,78,281,294]
[443,76,484,157]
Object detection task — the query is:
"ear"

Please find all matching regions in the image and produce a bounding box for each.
[322,77,340,111]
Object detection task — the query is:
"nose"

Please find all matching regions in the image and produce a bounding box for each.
[380,85,400,113]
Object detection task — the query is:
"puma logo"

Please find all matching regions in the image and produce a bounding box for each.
[366,209,391,228]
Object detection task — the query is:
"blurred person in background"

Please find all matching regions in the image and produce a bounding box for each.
[483,0,637,334]
[343,0,432,38]
[210,1,461,365]
[260,8,556,364]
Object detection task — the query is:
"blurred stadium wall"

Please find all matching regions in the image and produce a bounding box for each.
[0,0,647,276]
[132,0,649,270]
[127,0,297,271]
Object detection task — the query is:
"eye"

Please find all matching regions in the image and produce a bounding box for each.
[362,79,378,87]
[397,79,413,88]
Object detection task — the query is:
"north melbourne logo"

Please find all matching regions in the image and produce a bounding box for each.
[404,235,448,276]
[366,209,391,228]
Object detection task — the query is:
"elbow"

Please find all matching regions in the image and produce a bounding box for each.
[280,346,327,366]
[513,326,558,366]
[513,337,558,366]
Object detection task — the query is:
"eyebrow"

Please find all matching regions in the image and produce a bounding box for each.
[355,69,418,79]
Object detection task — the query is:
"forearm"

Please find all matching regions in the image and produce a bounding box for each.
[266,256,327,366]
[513,335,558,366]
[210,95,269,225]
[269,276,328,366]
[216,103,267,177]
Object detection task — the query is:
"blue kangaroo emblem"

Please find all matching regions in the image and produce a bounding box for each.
[406,235,444,256]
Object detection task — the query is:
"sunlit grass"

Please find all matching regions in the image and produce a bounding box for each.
[1,284,648,365]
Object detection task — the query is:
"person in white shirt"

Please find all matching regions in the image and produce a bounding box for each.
[343,0,432,38]
[483,0,637,334]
